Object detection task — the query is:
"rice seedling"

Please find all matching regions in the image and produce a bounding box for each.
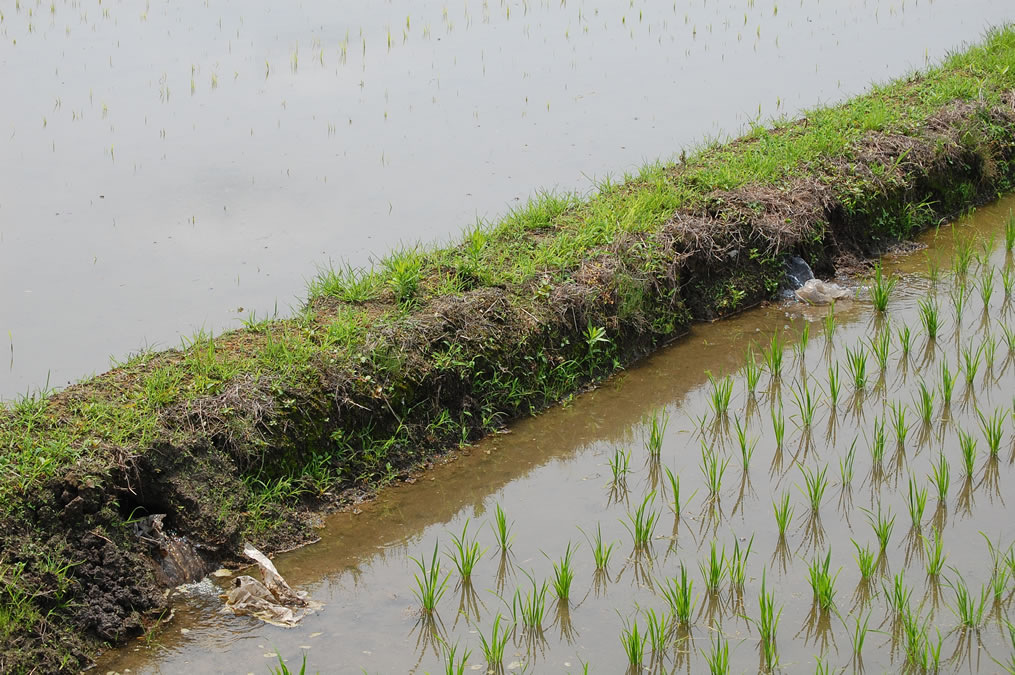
[958,428,977,475]
[791,379,819,428]
[514,575,549,629]
[845,346,868,390]
[961,343,983,385]
[948,574,988,628]
[799,464,829,513]
[825,363,841,408]
[996,620,1015,674]
[940,361,955,407]
[478,614,511,667]
[773,492,794,537]
[915,380,935,424]
[550,543,575,600]
[800,322,811,354]
[771,405,786,448]
[1002,266,1015,299]
[979,268,995,308]
[701,446,730,499]
[897,323,913,358]
[868,415,887,468]
[663,466,695,518]
[951,280,969,318]
[608,448,631,485]
[840,436,856,485]
[620,618,647,668]
[1003,322,1015,353]
[884,572,914,616]
[918,298,940,340]
[924,528,946,577]
[927,254,941,284]
[929,453,950,502]
[890,401,910,446]
[727,536,754,590]
[977,406,1005,458]
[815,656,831,675]
[743,348,762,394]
[848,611,871,661]
[660,565,696,628]
[733,417,757,470]
[953,233,976,277]
[646,410,669,457]
[583,523,616,571]
[864,505,896,552]
[492,503,513,551]
[625,492,660,550]
[906,476,927,529]
[411,542,450,614]
[644,608,669,655]
[447,519,485,579]
[853,540,877,579]
[1005,209,1015,252]
[756,572,782,672]
[707,373,734,417]
[823,305,836,338]
[990,565,1011,602]
[807,550,840,610]
[984,335,998,372]
[868,263,898,312]
[763,332,783,378]
[869,329,891,371]
[703,632,730,675]
[700,540,727,593]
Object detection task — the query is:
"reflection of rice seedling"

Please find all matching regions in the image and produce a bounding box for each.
[773,492,793,536]
[700,540,726,593]
[868,263,897,312]
[907,476,927,528]
[865,505,896,552]
[839,438,857,486]
[807,550,840,610]
[897,324,913,357]
[799,464,829,512]
[701,446,729,498]
[826,363,841,407]
[478,614,511,667]
[625,492,659,550]
[890,401,909,445]
[961,344,983,384]
[727,536,753,590]
[743,348,762,394]
[929,454,950,502]
[958,429,977,475]
[733,417,756,469]
[771,406,785,448]
[915,380,935,424]
[845,346,867,390]
[703,632,730,675]
[918,299,940,340]
[756,572,781,671]
[646,410,669,457]
[707,373,734,417]
[620,618,647,668]
[492,503,513,551]
[550,543,576,600]
[853,540,877,579]
[925,528,946,577]
[448,520,485,579]
[763,332,783,378]
[948,575,988,628]
[978,407,1005,458]
[411,542,450,614]
[940,362,955,406]
[660,564,696,626]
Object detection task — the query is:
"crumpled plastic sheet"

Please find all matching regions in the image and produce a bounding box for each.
[221,544,322,627]
[794,278,852,305]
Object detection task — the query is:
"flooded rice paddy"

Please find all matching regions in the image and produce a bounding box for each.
[3,0,1015,400]
[98,198,1015,673]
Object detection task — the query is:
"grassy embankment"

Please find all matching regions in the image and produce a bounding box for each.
[4,27,1015,674]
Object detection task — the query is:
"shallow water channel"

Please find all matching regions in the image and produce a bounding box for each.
[2,0,1014,400]
[98,198,1015,673]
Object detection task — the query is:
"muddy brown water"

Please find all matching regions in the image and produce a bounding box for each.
[2,1,1015,400]
[97,199,1015,673]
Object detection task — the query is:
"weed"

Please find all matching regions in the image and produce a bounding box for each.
[1006,209,1015,251]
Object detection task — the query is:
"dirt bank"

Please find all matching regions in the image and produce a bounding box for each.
[3,27,1015,674]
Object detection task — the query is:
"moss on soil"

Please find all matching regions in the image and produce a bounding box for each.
[4,26,1015,674]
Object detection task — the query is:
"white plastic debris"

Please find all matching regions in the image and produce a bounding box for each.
[221,544,321,627]
[794,278,852,305]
